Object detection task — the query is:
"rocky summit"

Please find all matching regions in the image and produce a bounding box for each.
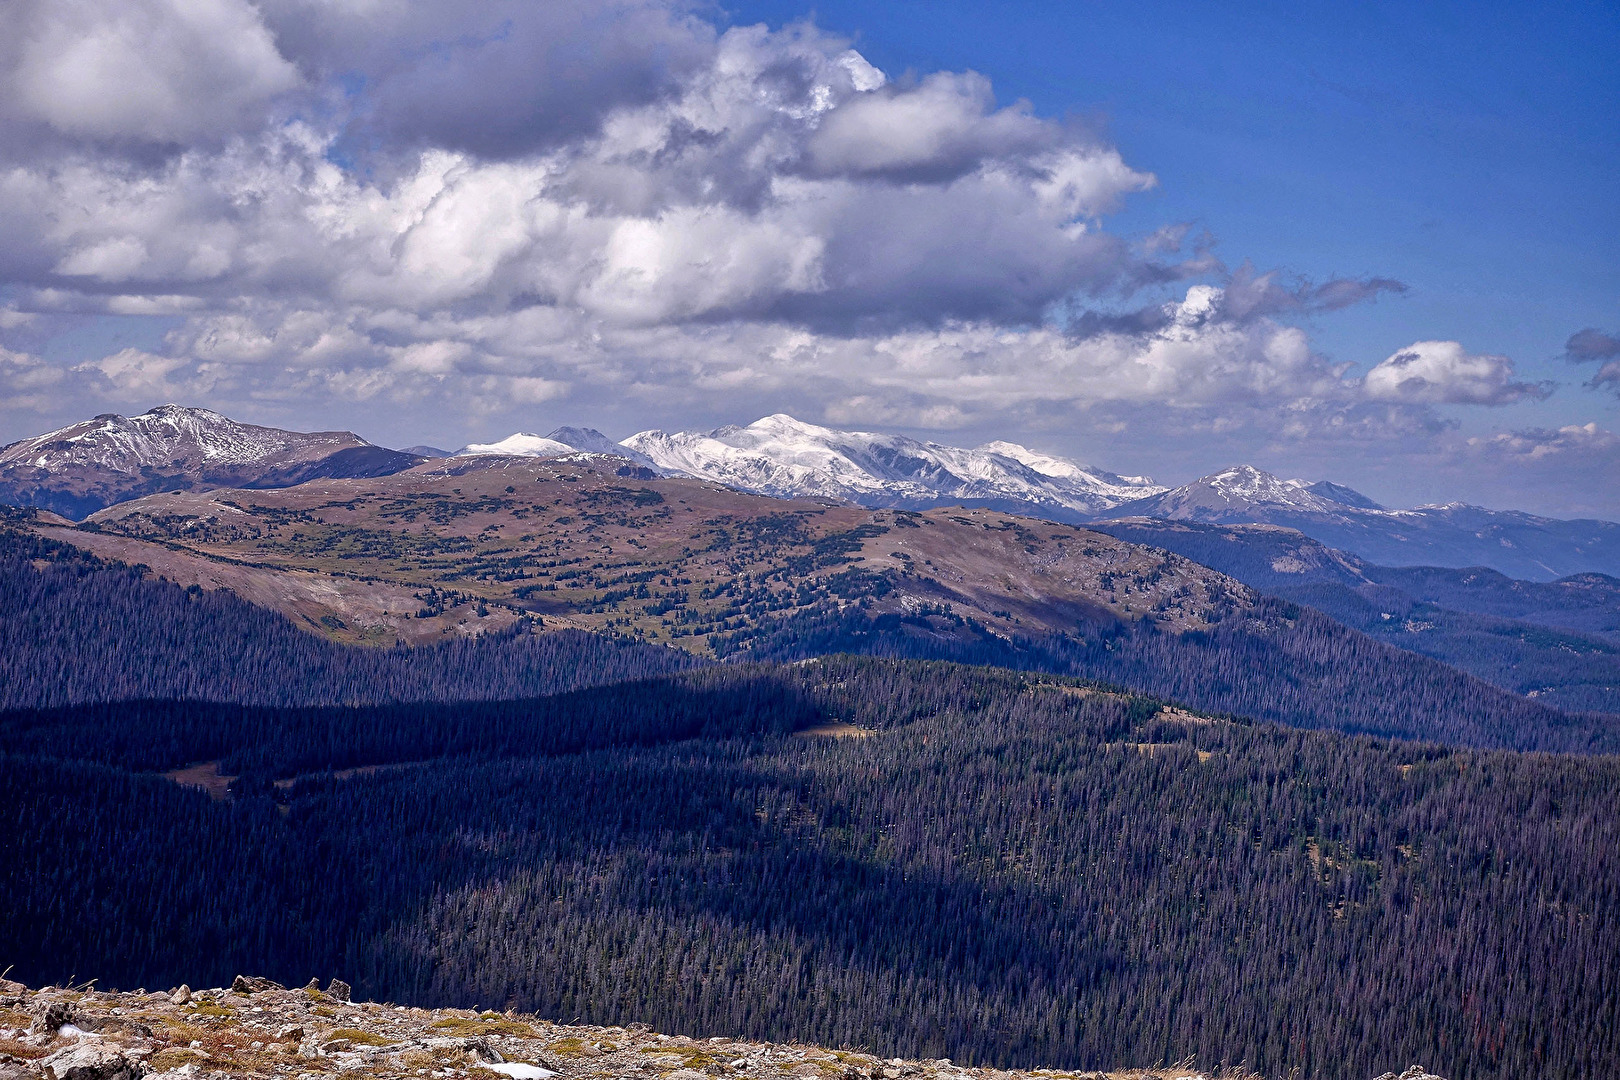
[0,978,1439,1080]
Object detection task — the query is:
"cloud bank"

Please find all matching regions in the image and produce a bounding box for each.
[0,0,1610,515]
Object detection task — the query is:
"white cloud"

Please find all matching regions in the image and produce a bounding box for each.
[1469,422,1620,460]
[6,0,300,144]
[0,0,1541,471]
[1362,340,1551,406]
[804,71,1054,181]
[0,346,63,413]
[76,347,192,397]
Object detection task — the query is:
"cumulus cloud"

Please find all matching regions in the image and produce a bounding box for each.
[263,0,717,161]
[1468,422,1620,460]
[0,0,1541,465]
[1362,340,1551,406]
[0,346,64,414]
[803,71,1057,182]
[0,16,1162,334]
[75,347,193,398]
[4,0,300,146]
[1564,328,1620,395]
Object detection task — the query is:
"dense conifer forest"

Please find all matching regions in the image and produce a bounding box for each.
[0,523,690,708]
[4,658,1618,1080]
[716,599,1617,753]
[5,519,1611,752]
[6,515,1620,1079]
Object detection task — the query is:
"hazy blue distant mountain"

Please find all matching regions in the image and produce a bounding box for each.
[1095,517,1620,714]
[1102,465,1620,581]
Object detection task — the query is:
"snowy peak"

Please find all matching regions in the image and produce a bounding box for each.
[1112,465,1357,518]
[453,428,661,469]
[622,414,1164,517]
[0,405,420,519]
[1204,465,1324,506]
[977,440,1160,497]
[0,404,368,473]
[544,427,662,469]
[455,433,576,458]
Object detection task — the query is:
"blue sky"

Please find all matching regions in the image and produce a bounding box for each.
[729,0,1620,432]
[0,0,1615,514]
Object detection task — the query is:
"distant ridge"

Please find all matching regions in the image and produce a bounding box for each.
[1107,465,1620,580]
[619,417,1620,579]
[3,407,1615,577]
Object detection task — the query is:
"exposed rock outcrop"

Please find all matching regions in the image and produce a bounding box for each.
[0,976,1445,1080]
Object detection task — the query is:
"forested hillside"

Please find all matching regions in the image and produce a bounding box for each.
[1094,519,1620,716]
[0,521,689,709]
[4,658,1616,1080]
[719,598,1614,753]
[6,498,1610,751]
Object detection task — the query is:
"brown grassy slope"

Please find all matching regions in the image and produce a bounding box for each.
[26,455,1253,650]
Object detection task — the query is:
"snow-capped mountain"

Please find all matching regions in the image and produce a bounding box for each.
[0,405,422,519]
[1106,465,1620,581]
[456,433,577,457]
[1105,464,1380,519]
[453,427,662,469]
[539,426,663,469]
[622,414,1165,518]
[0,404,360,473]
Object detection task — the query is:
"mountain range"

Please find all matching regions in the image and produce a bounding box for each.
[1101,466,1620,581]
[4,406,1618,580]
[614,417,1620,580]
[1092,517,1620,714]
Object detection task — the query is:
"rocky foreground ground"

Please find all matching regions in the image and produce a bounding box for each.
[0,977,1440,1080]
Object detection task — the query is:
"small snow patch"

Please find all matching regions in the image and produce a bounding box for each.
[484,1065,556,1080]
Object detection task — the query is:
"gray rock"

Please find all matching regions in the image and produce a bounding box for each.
[276,1026,304,1043]
[1373,1069,1446,1080]
[168,987,189,1006]
[0,1052,38,1080]
[229,976,282,995]
[39,1044,143,1080]
[462,1039,504,1064]
[30,1001,74,1036]
[325,980,350,1003]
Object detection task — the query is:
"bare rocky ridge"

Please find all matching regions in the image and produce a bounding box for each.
[0,978,1439,1080]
